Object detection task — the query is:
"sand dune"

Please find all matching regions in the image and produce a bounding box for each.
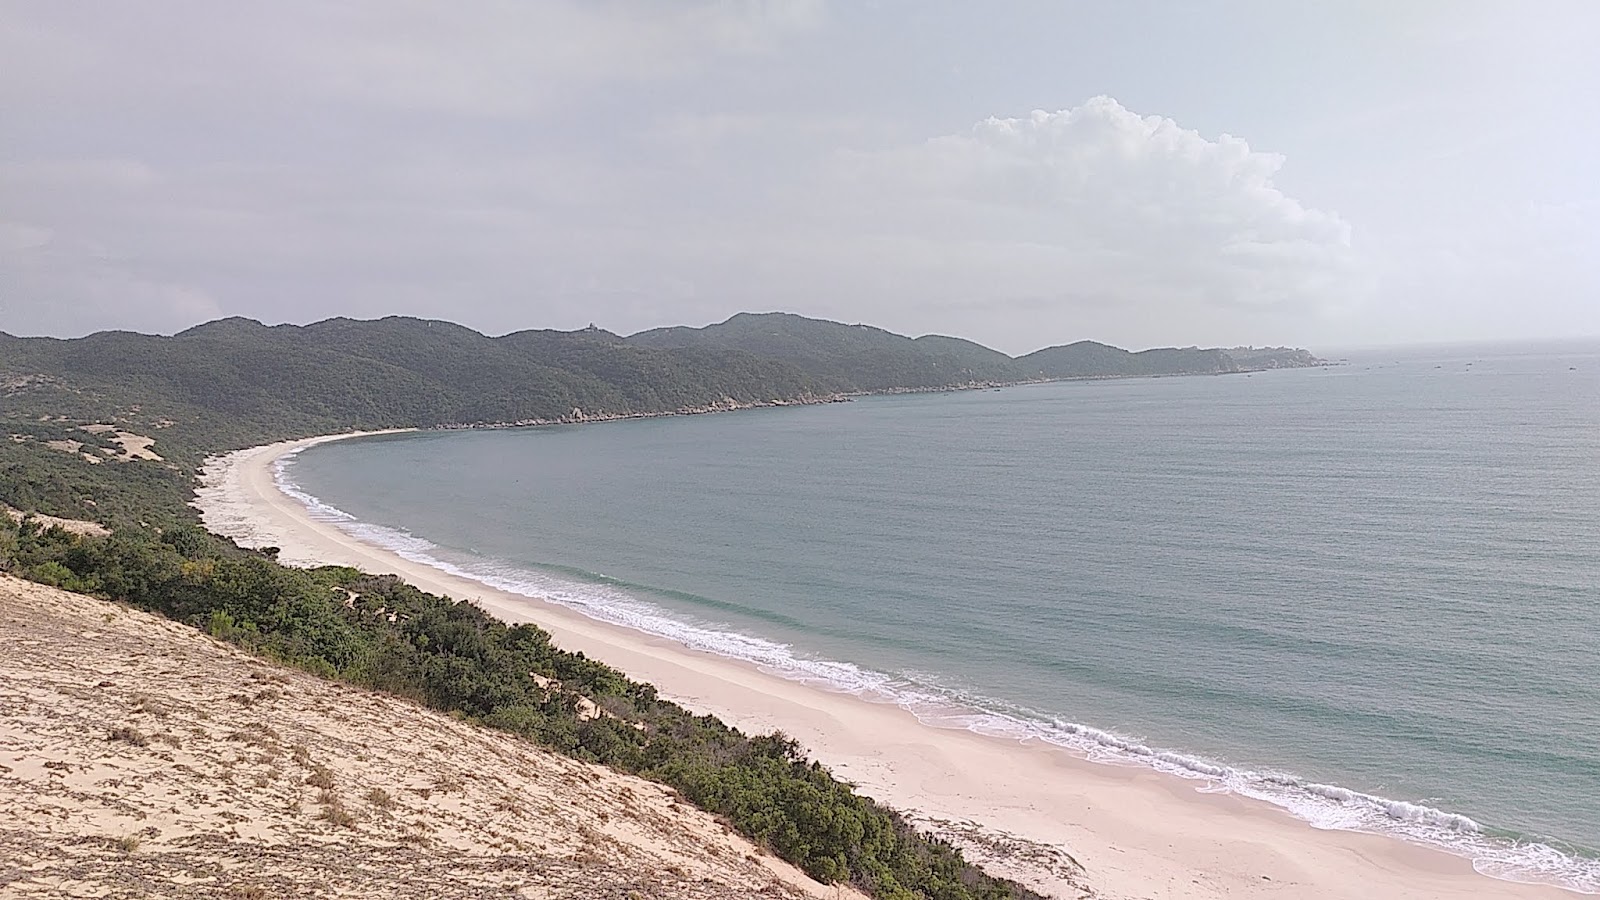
[0,574,861,900]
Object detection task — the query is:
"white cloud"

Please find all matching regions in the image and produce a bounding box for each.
[832,97,1354,315]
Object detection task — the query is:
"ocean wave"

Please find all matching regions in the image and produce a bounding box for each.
[271,452,1600,895]
[272,447,357,525]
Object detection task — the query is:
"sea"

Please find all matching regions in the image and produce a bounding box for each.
[276,341,1600,893]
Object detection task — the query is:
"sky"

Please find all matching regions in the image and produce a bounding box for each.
[2,1,1597,354]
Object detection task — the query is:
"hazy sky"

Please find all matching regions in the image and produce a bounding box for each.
[3,1,1596,353]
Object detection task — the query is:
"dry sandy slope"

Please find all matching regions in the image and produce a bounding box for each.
[0,575,864,900]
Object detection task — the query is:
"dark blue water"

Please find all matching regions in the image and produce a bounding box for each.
[281,343,1600,891]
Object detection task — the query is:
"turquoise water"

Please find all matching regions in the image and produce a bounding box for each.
[281,343,1600,892]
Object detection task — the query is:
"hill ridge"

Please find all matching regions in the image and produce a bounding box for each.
[1,311,1322,527]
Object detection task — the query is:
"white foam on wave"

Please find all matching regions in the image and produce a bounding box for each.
[271,452,913,699]
[272,447,357,524]
[269,452,1600,895]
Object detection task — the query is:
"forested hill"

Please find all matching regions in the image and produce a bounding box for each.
[628,311,1322,385]
[3,316,830,448]
[629,312,1023,390]
[1,312,1321,525]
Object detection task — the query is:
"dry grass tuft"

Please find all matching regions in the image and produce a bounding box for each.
[107,725,148,747]
[305,764,335,791]
[364,786,394,809]
[227,724,281,748]
[320,795,358,828]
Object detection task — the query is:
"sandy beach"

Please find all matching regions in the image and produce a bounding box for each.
[193,432,1581,900]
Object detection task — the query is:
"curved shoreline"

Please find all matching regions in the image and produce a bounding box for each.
[195,431,1583,899]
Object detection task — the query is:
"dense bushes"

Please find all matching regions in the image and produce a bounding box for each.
[0,439,194,529]
[1,515,1038,900]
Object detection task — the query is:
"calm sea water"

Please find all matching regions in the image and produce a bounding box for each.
[282,342,1600,892]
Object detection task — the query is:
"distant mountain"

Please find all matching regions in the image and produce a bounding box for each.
[1015,341,1239,378]
[628,311,1018,391]
[628,312,1319,387]
[909,334,1019,372]
[1223,346,1325,369]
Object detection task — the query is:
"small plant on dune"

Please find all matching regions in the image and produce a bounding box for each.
[226,724,280,749]
[107,725,148,747]
[320,796,357,828]
[115,834,140,853]
[364,786,394,810]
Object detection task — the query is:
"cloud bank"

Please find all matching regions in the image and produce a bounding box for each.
[0,2,1360,349]
[832,97,1353,316]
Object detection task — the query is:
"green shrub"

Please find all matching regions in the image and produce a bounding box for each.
[28,560,79,590]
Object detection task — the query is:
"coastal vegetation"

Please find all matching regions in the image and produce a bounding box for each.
[0,311,1321,896]
[631,311,1308,387]
[0,514,1040,899]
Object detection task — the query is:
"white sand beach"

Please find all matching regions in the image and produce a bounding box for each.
[193,432,1580,900]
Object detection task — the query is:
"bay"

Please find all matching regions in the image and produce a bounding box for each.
[282,341,1600,890]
